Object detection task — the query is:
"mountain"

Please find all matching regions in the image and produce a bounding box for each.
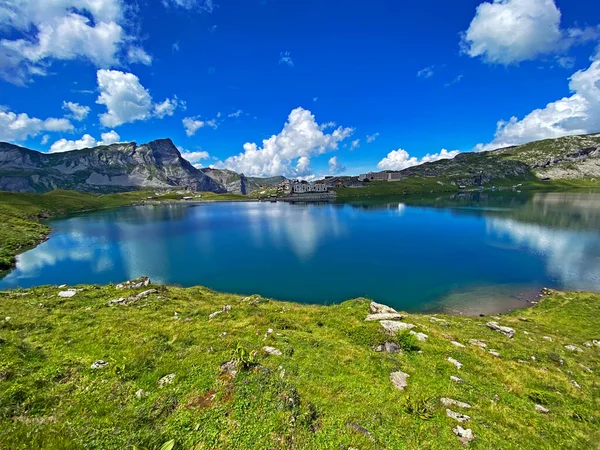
[200,168,285,194]
[0,139,226,194]
[377,133,600,186]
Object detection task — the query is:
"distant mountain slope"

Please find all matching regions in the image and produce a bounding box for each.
[394,133,600,186]
[201,168,285,194]
[0,139,227,193]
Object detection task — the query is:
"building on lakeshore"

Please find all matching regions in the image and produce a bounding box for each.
[358,171,404,182]
[290,182,330,194]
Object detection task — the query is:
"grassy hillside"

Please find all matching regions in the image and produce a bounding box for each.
[0,190,245,271]
[0,284,598,449]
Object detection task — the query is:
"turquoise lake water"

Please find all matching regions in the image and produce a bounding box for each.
[2,192,600,314]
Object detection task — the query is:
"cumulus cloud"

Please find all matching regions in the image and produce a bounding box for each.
[96,69,182,127]
[223,107,354,177]
[279,51,294,67]
[0,108,73,142]
[417,65,435,78]
[49,130,121,153]
[328,156,346,175]
[0,0,150,84]
[177,147,210,164]
[41,134,50,145]
[366,133,380,143]
[162,0,216,12]
[183,117,205,136]
[377,148,460,171]
[228,110,243,118]
[461,0,599,65]
[62,101,90,121]
[350,139,360,150]
[100,130,121,145]
[476,58,600,151]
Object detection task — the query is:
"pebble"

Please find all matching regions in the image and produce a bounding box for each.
[488,350,501,358]
[441,398,471,409]
[451,341,466,348]
[263,346,282,356]
[446,409,470,422]
[90,360,109,370]
[374,342,401,353]
[543,336,553,342]
[570,380,581,389]
[579,364,593,374]
[447,357,463,369]
[390,370,410,390]
[158,373,176,386]
[450,376,463,383]
[135,389,147,399]
[453,426,475,445]
[582,341,593,348]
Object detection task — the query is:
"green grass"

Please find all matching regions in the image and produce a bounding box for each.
[0,190,247,271]
[0,285,598,449]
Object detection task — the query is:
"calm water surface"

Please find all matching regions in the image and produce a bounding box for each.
[2,192,600,314]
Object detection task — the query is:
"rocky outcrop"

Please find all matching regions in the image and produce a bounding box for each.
[200,168,286,195]
[0,139,227,193]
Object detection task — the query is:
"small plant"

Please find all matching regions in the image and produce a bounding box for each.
[232,343,257,369]
[402,393,435,420]
[396,330,420,353]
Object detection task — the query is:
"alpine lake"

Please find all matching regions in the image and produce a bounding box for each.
[2,191,599,315]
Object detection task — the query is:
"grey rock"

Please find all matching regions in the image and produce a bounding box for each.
[108,289,157,306]
[390,370,410,390]
[370,301,397,315]
[543,336,553,342]
[91,360,109,370]
[446,409,470,422]
[453,426,475,445]
[209,305,232,320]
[441,397,471,409]
[380,320,416,334]
[468,339,487,348]
[263,346,282,356]
[447,357,463,369]
[579,363,593,374]
[346,422,374,440]
[158,373,176,386]
[58,290,77,298]
[488,350,501,358]
[375,342,401,353]
[365,313,404,321]
[565,345,583,352]
[409,331,428,341]
[220,361,238,377]
[582,341,593,348]
[486,322,515,338]
[535,404,549,414]
[116,277,151,290]
[135,389,147,399]
[450,376,463,383]
[451,341,466,348]
[570,380,581,389]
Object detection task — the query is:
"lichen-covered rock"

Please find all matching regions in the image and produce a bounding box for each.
[390,370,410,390]
[453,425,475,445]
[158,373,176,386]
[486,322,515,338]
[447,357,463,369]
[365,313,404,321]
[58,290,77,298]
[370,301,397,315]
[441,398,471,409]
[446,409,470,422]
[263,346,282,356]
[91,360,109,370]
[380,320,416,334]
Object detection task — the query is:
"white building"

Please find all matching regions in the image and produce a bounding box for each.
[290,183,329,194]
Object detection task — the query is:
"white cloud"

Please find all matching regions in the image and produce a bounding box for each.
[445,74,464,88]
[417,65,435,78]
[328,156,346,175]
[154,96,184,119]
[96,69,182,127]
[223,107,354,177]
[183,117,205,136]
[366,132,380,143]
[476,59,600,151]
[177,147,210,164]
[556,56,575,69]
[279,51,294,68]
[0,0,150,84]
[0,108,73,142]
[172,41,180,52]
[377,148,460,171]
[206,119,218,129]
[48,129,121,152]
[49,134,98,153]
[350,139,360,150]
[62,101,90,121]
[100,130,120,145]
[127,46,152,66]
[228,110,243,118]
[41,134,50,145]
[461,0,599,65]
[162,0,216,12]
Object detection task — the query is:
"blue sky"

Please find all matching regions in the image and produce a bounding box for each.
[1,0,600,179]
